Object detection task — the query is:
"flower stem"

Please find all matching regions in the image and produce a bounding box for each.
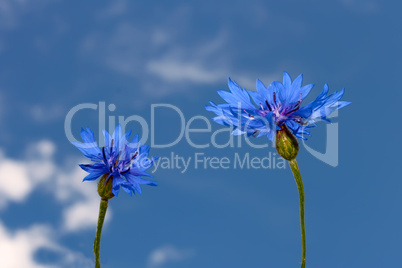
[94,198,109,268]
[288,159,306,268]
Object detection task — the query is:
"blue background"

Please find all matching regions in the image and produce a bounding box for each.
[0,0,400,267]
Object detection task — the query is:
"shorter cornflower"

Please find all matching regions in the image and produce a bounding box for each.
[72,124,157,198]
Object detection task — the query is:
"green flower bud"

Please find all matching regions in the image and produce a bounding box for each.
[275,124,299,161]
[97,174,115,200]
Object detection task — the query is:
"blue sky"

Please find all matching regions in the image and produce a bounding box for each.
[0,0,401,267]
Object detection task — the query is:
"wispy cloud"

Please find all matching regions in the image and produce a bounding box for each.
[80,21,277,98]
[0,140,55,209]
[0,156,30,208]
[79,6,286,99]
[0,140,110,231]
[145,31,229,85]
[28,104,66,123]
[147,245,195,268]
[0,140,108,266]
[80,3,271,98]
[54,165,111,232]
[147,59,225,84]
[0,221,92,268]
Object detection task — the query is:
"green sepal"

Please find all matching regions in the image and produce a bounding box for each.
[275,124,299,161]
[97,174,115,200]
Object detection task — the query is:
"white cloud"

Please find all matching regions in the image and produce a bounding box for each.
[0,140,56,208]
[30,140,55,157]
[147,59,225,84]
[146,32,229,84]
[147,245,194,268]
[62,197,102,231]
[0,140,115,266]
[0,222,54,268]
[0,221,92,268]
[80,18,281,99]
[79,16,233,97]
[28,104,65,124]
[55,165,110,232]
[0,140,109,231]
[26,140,56,181]
[0,157,30,207]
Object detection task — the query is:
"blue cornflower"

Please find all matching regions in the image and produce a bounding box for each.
[206,71,350,140]
[72,124,157,197]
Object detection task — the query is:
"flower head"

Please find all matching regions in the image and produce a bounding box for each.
[206,71,350,140]
[72,124,157,197]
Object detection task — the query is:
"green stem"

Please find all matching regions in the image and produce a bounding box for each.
[289,159,306,268]
[94,198,109,268]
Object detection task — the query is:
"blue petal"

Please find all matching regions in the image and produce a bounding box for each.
[121,184,134,196]
[271,81,285,105]
[130,134,139,144]
[79,163,107,173]
[292,74,303,90]
[131,182,142,194]
[283,71,292,89]
[300,83,314,100]
[130,168,153,177]
[287,74,303,103]
[112,175,125,196]
[72,142,103,160]
[80,128,96,143]
[140,144,150,154]
[253,79,275,108]
[82,171,104,181]
[112,124,122,154]
[103,130,112,148]
[215,78,255,110]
